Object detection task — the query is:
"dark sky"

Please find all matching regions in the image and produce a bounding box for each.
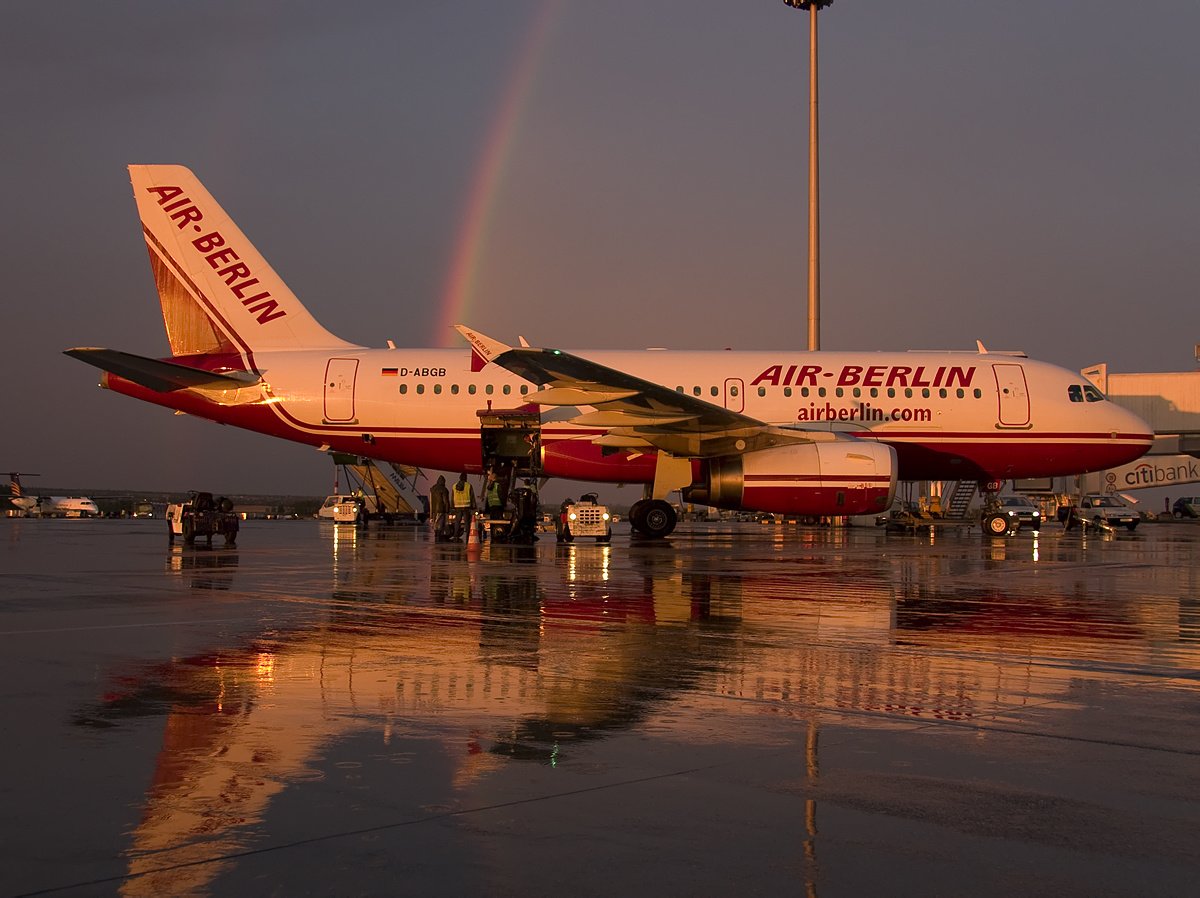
[4,1,1197,495]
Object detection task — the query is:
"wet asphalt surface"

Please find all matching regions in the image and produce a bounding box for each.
[2,517,1199,896]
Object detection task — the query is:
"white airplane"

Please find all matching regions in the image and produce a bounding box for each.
[66,165,1153,537]
[6,473,100,517]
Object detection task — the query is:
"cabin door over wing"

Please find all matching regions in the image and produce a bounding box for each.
[992,363,1030,427]
[324,358,359,422]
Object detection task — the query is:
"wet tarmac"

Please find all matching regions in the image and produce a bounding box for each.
[3,517,1199,896]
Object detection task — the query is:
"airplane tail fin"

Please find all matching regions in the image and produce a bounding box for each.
[7,473,38,497]
[129,165,358,359]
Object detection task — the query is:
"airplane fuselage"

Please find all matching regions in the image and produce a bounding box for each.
[101,346,1151,486]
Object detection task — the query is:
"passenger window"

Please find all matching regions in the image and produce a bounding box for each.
[922,388,930,399]
[399,383,407,395]
[433,384,442,395]
[836,388,844,398]
[520,385,529,395]
[973,389,982,399]
[905,388,913,399]
[939,388,947,399]
[887,388,895,399]
[801,387,809,398]
[468,384,476,395]
[956,388,965,399]
[711,386,719,397]
[784,387,792,397]
[870,388,878,398]
[450,384,459,395]
[416,383,424,395]
[819,387,827,398]
[485,384,494,395]
[853,388,861,398]
[676,386,684,393]
[503,385,511,395]
[730,385,739,397]
[693,386,701,396]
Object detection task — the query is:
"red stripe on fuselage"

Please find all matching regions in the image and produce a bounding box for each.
[103,372,1150,483]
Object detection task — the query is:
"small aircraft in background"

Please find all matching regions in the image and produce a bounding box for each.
[5,473,100,517]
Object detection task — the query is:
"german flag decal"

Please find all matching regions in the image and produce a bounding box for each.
[381,368,398,376]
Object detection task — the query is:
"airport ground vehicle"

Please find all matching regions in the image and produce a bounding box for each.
[67,165,1155,540]
[316,496,364,523]
[1172,497,1200,519]
[1079,494,1139,531]
[983,495,1043,534]
[556,493,612,542]
[166,492,240,545]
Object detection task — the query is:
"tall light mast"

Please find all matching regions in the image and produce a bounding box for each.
[783,0,833,351]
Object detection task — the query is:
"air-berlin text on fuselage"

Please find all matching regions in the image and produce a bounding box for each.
[144,185,286,325]
[751,363,976,389]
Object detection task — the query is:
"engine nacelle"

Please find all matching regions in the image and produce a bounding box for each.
[685,441,896,516]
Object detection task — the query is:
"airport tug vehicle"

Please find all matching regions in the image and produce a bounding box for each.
[556,493,613,542]
[166,491,240,545]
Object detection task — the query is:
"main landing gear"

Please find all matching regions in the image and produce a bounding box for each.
[628,499,676,539]
[983,512,1014,536]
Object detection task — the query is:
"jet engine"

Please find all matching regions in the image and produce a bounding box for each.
[685,441,896,516]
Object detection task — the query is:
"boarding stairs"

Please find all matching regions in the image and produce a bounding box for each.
[330,453,425,519]
[942,481,977,521]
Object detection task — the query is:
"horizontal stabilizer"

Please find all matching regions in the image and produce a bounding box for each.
[64,348,261,393]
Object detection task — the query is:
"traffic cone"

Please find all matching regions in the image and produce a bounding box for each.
[466,512,481,553]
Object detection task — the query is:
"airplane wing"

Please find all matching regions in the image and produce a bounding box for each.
[64,348,261,394]
[456,326,832,458]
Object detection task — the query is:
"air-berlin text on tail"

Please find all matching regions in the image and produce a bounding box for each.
[752,363,976,389]
[144,185,286,325]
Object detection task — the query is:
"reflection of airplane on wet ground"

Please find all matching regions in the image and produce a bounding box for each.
[66,166,1153,537]
[67,522,1198,895]
[5,473,100,517]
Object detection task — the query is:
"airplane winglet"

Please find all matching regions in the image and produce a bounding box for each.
[454,326,513,370]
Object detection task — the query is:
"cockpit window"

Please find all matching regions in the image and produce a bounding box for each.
[1068,383,1106,402]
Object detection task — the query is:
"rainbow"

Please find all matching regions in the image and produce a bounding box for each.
[434,0,563,347]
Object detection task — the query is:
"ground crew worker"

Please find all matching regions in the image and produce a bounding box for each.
[429,475,449,541]
[485,470,505,520]
[556,498,574,543]
[451,473,476,540]
[510,479,540,543]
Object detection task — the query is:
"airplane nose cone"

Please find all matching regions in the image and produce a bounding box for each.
[1113,404,1155,460]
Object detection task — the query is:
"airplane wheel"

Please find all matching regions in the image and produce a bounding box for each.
[984,513,1010,536]
[639,500,677,539]
[628,500,648,534]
